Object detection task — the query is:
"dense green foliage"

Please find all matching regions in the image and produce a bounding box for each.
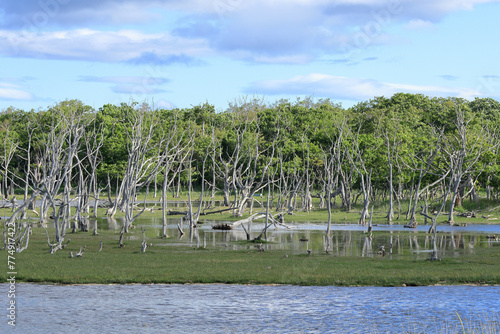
[2,94,499,219]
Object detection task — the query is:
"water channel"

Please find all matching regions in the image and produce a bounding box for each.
[1,283,499,333]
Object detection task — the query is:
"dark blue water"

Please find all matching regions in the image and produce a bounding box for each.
[1,284,499,333]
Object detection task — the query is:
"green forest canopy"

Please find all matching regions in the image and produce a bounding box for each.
[1,93,500,216]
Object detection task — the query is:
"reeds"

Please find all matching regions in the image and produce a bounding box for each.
[396,311,500,334]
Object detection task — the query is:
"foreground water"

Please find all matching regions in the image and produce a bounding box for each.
[1,283,499,333]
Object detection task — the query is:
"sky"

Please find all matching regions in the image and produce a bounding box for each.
[1,0,499,111]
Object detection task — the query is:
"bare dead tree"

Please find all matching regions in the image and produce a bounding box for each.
[107,103,168,234]
[16,120,37,219]
[160,115,191,238]
[344,123,374,225]
[231,117,278,217]
[286,161,302,215]
[300,134,314,213]
[212,115,244,209]
[0,119,17,200]
[73,161,89,233]
[32,103,91,253]
[442,106,498,224]
[379,118,403,224]
[389,124,456,229]
[185,141,210,241]
[322,120,345,238]
[83,119,105,224]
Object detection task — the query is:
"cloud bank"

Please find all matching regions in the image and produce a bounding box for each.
[246,73,483,101]
[1,0,498,64]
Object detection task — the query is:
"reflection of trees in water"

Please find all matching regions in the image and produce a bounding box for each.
[106,217,119,230]
[320,230,484,258]
[93,218,491,258]
[361,236,372,257]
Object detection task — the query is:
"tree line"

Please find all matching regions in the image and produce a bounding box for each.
[2,93,500,253]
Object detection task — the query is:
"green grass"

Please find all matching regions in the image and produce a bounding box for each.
[2,191,499,286]
[2,226,500,286]
[4,188,500,225]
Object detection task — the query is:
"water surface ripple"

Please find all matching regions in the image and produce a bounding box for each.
[1,284,499,333]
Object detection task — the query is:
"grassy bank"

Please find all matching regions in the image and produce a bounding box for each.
[2,226,500,286]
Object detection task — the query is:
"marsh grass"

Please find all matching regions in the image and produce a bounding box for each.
[1,189,499,285]
[392,311,500,334]
[2,225,500,286]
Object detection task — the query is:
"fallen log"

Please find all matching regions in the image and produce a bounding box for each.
[457,211,476,218]
[168,208,234,216]
[212,223,232,230]
[201,207,233,215]
[168,210,188,216]
[404,220,418,228]
[229,213,266,228]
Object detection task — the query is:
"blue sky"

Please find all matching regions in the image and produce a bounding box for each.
[1,0,499,111]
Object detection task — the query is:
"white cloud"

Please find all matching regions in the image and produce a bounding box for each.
[246,73,484,101]
[79,76,169,85]
[1,0,499,65]
[405,19,434,29]
[0,83,33,100]
[171,0,500,63]
[112,85,165,94]
[79,75,170,96]
[0,29,209,63]
[2,0,160,28]
[166,0,500,16]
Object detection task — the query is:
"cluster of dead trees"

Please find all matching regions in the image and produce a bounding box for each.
[1,94,500,253]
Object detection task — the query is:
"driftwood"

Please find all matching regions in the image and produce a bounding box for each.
[404,220,418,228]
[226,212,292,241]
[177,217,185,237]
[168,210,188,216]
[141,228,147,253]
[97,200,112,208]
[70,246,85,258]
[119,230,124,247]
[168,207,233,216]
[229,213,266,228]
[457,211,476,218]
[76,246,86,257]
[201,207,233,215]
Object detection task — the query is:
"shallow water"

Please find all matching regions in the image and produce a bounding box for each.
[120,217,500,259]
[1,283,498,333]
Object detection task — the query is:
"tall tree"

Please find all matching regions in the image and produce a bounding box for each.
[107,102,168,234]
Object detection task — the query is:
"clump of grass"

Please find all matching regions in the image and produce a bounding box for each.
[394,312,500,334]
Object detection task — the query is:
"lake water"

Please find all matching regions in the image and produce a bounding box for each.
[1,283,499,333]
